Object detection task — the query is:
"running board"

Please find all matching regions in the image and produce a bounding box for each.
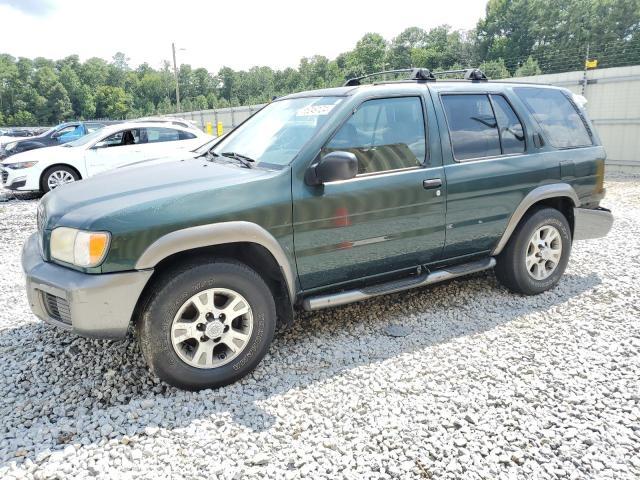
[302,257,496,311]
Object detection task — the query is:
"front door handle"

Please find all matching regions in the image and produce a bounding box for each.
[422,178,442,189]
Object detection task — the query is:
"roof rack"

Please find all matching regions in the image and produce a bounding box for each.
[344,68,435,86]
[433,68,488,81]
[343,67,488,86]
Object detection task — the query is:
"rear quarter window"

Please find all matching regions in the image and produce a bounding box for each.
[514,87,592,148]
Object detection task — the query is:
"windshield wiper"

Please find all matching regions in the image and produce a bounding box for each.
[221,151,255,168]
[196,149,219,161]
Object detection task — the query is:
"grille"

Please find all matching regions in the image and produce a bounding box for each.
[1,169,7,184]
[42,292,71,325]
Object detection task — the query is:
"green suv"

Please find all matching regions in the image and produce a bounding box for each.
[22,68,613,390]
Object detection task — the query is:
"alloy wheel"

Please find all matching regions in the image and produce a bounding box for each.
[170,287,253,369]
[47,170,75,190]
[525,225,563,280]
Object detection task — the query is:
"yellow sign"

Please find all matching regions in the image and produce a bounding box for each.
[205,122,212,135]
[216,121,224,137]
[585,59,598,69]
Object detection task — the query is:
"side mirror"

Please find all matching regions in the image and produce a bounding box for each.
[306,151,358,185]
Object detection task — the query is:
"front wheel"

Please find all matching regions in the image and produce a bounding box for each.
[495,207,572,295]
[137,260,276,390]
[41,165,79,193]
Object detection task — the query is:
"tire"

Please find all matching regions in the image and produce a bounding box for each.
[136,259,276,390]
[495,207,572,295]
[41,165,79,193]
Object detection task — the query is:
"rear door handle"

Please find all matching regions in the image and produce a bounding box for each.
[422,178,442,189]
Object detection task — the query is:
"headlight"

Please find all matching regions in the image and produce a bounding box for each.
[4,142,17,151]
[4,161,38,169]
[50,227,110,267]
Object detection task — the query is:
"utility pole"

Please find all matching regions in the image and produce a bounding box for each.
[581,43,589,96]
[172,42,181,113]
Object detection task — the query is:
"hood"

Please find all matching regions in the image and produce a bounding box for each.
[0,135,30,146]
[40,157,282,231]
[2,145,69,164]
[112,149,199,171]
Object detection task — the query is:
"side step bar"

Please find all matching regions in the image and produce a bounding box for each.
[302,257,496,311]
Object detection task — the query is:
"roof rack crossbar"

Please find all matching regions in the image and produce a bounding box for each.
[343,68,435,86]
[343,67,487,87]
[431,68,488,81]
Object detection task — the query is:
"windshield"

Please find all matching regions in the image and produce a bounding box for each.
[195,136,222,153]
[63,128,106,147]
[211,96,343,167]
[38,126,58,137]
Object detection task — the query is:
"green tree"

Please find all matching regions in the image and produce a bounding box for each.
[156,96,173,114]
[298,56,341,90]
[514,56,542,77]
[347,33,388,76]
[80,57,109,90]
[386,27,428,68]
[46,82,73,122]
[9,110,36,126]
[477,0,640,73]
[94,86,131,118]
[479,58,510,79]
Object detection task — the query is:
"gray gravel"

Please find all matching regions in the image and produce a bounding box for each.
[0,177,639,479]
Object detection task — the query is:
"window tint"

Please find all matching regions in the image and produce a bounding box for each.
[442,94,501,160]
[515,87,592,148]
[490,95,525,154]
[323,97,426,175]
[56,125,78,136]
[145,127,188,143]
[179,130,196,140]
[101,129,141,147]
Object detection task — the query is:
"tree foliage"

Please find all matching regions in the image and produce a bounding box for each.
[1,1,638,126]
[477,0,640,72]
[515,56,543,76]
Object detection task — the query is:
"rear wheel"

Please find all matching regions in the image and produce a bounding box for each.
[41,166,79,193]
[495,207,572,295]
[137,260,276,390]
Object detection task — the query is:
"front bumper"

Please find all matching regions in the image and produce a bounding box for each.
[22,233,153,339]
[1,166,35,191]
[573,207,614,240]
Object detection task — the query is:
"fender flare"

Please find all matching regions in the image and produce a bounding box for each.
[135,221,297,302]
[491,183,580,256]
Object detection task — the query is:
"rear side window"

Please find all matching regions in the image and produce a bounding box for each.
[441,94,501,160]
[514,87,592,148]
[102,128,141,147]
[145,127,185,143]
[490,95,525,154]
[179,130,196,140]
[323,96,426,175]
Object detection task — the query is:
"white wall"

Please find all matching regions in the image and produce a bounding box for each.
[511,65,640,173]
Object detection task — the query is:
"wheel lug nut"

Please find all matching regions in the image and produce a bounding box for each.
[200,335,208,342]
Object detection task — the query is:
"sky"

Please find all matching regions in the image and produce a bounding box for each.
[0,0,488,72]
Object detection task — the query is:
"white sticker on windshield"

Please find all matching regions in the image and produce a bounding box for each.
[296,104,336,117]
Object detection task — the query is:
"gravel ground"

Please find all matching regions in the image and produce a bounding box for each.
[0,177,638,480]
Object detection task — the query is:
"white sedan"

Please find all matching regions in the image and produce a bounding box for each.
[0,122,211,193]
